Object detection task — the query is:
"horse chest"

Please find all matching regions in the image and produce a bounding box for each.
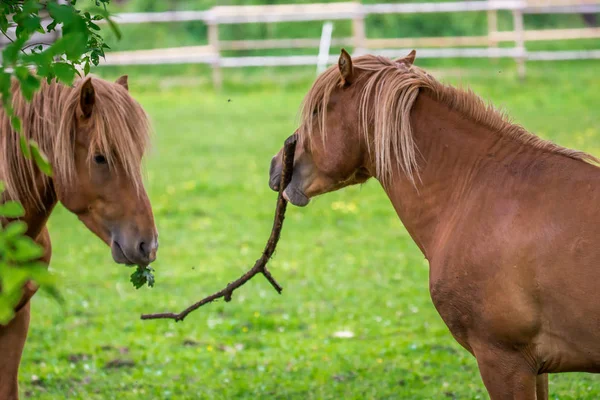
[428,265,478,351]
[428,259,542,352]
[36,227,52,265]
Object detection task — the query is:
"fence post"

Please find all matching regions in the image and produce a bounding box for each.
[317,22,334,74]
[487,1,498,61]
[208,19,222,91]
[352,3,366,55]
[512,9,526,79]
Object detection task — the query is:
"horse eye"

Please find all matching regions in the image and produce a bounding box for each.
[94,154,107,164]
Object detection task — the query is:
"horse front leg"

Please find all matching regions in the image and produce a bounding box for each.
[536,374,548,400]
[0,227,51,400]
[474,345,538,400]
[0,302,31,400]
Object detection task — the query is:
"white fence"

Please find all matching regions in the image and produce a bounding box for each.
[98,0,600,87]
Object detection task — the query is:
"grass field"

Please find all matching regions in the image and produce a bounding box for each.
[20,60,600,399]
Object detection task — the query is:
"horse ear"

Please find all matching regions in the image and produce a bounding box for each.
[396,49,416,66]
[338,48,354,85]
[115,75,129,91]
[80,78,95,118]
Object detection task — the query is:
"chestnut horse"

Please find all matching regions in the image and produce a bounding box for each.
[270,50,600,399]
[0,75,158,399]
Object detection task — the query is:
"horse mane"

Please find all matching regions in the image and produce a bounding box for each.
[300,54,598,184]
[0,75,151,209]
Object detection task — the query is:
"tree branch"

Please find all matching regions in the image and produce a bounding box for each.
[1,31,27,55]
[22,42,51,51]
[141,133,298,322]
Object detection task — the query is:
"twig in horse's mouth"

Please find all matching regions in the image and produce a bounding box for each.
[140,134,298,322]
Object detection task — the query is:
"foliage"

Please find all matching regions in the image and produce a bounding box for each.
[0,0,119,324]
[19,61,600,398]
[0,183,58,323]
[0,0,120,113]
[130,265,154,289]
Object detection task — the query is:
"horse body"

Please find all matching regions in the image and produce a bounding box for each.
[0,75,157,399]
[270,50,600,398]
[406,93,600,374]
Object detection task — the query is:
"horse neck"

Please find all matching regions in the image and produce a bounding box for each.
[24,179,57,238]
[380,91,521,260]
[1,81,65,238]
[22,83,65,238]
[0,177,56,239]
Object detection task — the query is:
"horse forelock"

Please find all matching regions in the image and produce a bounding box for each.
[298,54,599,186]
[0,76,151,209]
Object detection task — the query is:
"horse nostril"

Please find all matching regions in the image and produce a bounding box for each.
[269,158,282,191]
[139,240,158,263]
[139,241,148,257]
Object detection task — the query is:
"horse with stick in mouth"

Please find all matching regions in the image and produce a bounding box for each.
[269,49,600,399]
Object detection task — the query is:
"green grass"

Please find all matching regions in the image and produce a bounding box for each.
[21,60,600,399]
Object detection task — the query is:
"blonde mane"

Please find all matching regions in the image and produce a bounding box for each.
[300,54,598,184]
[0,76,151,209]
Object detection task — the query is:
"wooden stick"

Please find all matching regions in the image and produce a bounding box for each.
[141,134,297,322]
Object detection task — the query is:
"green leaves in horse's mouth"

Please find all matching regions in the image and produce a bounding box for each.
[130,266,155,289]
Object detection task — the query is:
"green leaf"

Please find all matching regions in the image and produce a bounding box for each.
[21,15,42,36]
[15,67,40,101]
[19,133,31,159]
[0,14,8,34]
[0,264,32,294]
[90,51,99,66]
[48,3,76,26]
[83,60,90,76]
[46,20,58,32]
[9,236,44,262]
[0,201,25,218]
[29,141,53,177]
[0,259,62,324]
[53,62,76,84]
[40,284,65,307]
[24,52,53,79]
[0,70,11,93]
[22,0,42,15]
[130,266,155,289]
[12,116,22,133]
[3,221,28,238]
[25,262,54,286]
[106,16,122,41]
[48,32,87,61]
[2,37,27,66]
[0,261,58,325]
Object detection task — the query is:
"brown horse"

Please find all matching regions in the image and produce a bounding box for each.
[270,49,600,399]
[0,75,158,399]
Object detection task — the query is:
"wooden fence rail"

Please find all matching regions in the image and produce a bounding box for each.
[96,0,600,88]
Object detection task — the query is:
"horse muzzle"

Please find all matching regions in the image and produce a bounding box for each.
[111,234,158,267]
[283,186,310,207]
